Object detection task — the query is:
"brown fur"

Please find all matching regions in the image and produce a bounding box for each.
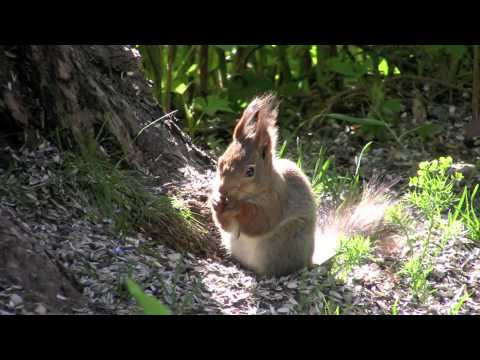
[210,93,391,277]
[210,93,316,277]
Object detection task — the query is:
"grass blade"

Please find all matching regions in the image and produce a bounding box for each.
[126,278,172,315]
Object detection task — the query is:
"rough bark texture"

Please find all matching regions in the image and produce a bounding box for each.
[0,45,215,181]
[466,44,480,139]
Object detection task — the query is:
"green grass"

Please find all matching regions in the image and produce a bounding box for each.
[391,298,399,315]
[458,184,480,242]
[64,151,152,235]
[447,288,470,315]
[282,140,371,210]
[400,254,434,302]
[385,202,415,246]
[322,298,341,315]
[331,234,372,282]
[294,274,342,315]
[125,277,172,315]
[156,261,201,314]
[62,150,204,237]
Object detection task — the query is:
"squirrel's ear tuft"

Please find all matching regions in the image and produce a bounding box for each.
[233,93,279,151]
[254,93,279,157]
[233,98,261,141]
[233,110,258,141]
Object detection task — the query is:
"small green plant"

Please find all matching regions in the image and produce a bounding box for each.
[295,137,304,170]
[295,277,342,315]
[458,184,480,241]
[295,291,341,315]
[331,234,372,281]
[401,254,434,302]
[391,298,399,315]
[125,277,172,315]
[310,147,334,196]
[368,83,402,124]
[310,142,371,204]
[277,139,289,159]
[64,152,150,235]
[448,288,470,315]
[184,94,235,138]
[385,202,414,246]
[156,261,200,314]
[194,94,234,118]
[399,213,436,302]
[279,139,344,201]
[361,81,403,141]
[398,157,468,302]
[323,299,341,315]
[347,141,372,198]
[408,156,463,219]
[435,203,463,257]
[326,112,394,140]
[294,271,330,315]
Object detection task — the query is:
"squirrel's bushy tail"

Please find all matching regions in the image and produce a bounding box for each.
[312,180,396,265]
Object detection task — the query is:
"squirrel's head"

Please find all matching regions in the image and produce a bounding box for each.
[216,93,279,200]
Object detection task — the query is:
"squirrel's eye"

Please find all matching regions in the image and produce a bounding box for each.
[245,166,255,178]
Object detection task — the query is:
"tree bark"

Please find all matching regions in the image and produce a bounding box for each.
[466,45,480,139]
[0,45,214,183]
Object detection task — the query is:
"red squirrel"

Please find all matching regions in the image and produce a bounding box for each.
[210,93,390,277]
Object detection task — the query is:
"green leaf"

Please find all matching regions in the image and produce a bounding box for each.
[326,57,357,77]
[425,45,445,55]
[278,82,299,97]
[327,113,388,127]
[445,45,467,60]
[186,63,198,75]
[378,58,389,76]
[126,278,172,315]
[355,141,373,177]
[173,82,189,95]
[381,99,403,117]
[195,95,234,117]
[415,122,443,140]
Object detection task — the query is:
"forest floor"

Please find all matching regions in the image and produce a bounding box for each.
[1,95,480,315]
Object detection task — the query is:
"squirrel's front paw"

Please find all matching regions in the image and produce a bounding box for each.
[223,197,241,218]
[211,191,226,213]
[211,192,239,216]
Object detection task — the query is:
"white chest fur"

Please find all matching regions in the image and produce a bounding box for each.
[221,223,265,273]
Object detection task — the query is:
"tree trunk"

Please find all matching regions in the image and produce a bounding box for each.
[0,45,214,182]
[466,45,480,139]
[215,47,227,88]
[164,45,177,112]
